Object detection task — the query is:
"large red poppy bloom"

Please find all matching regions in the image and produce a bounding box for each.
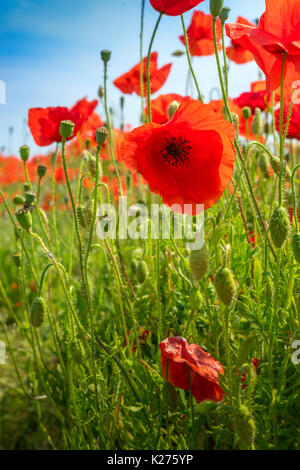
[160,337,224,403]
[179,11,221,56]
[113,52,171,97]
[28,98,98,146]
[150,0,204,16]
[226,0,300,101]
[226,17,255,64]
[145,93,190,124]
[120,100,236,214]
[275,103,300,140]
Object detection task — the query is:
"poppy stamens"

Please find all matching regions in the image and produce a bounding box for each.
[161,136,192,167]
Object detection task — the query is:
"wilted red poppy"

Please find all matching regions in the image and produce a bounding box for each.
[113,52,171,97]
[145,93,190,124]
[179,11,221,56]
[120,100,236,214]
[160,336,224,403]
[226,0,300,101]
[275,103,300,140]
[226,17,255,64]
[150,0,204,16]
[28,98,98,147]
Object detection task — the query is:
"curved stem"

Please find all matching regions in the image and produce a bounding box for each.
[146,13,163,121]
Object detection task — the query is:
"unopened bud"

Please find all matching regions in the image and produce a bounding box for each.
[210,0,224,17]
[30,297,46,328]
[24,191,35,208]
[98,85,104,98]
[96,126,109,146]
[59,120,75,139]
[13,195,25,206]
[168,101,180,119]
[15,208,32,231]
[215,267,236,306]
[251,108,263,137]
[270,157,291,181]
[219,7,230,23]
[37,165,47,178]
[19,145,30,162]
[269,207,290,249]
[242,107,251,120]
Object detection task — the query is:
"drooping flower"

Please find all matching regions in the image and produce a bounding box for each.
[179,11,221,56]
[113,52,172,97]
[28,98,98,146]
[226,17,255,64]
[226,0,300,101]
[120,100,236,214]
[275,103,300,140]
[149,0,205,16]
[159,336,224,403]
[145,93,190,124]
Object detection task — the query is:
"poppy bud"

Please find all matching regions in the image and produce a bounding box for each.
[59,120,75,139]
[251,108,263,137]
[210,0,224,17]
[233,405,256,447]
[215,267,236,306]
[259,152,269,176]
[71,338,85,364]
[84,200,94,228]
[172,50,185,57]
[15,208,32,231]
[13,195,26,206]
[13,252,22,268]
[242,107,251,120]
[292,233,300,263]
[270,157,291,181]
[190,288,202,310]
[189,243,210,282]
[37,165,47,178]
[96,126,109,146]
[269,207,290,248]
[130,258,139,275]
[168,101,180,119]
[232,113,239,139]
[136,260,149,284]
[77,205,86,229]
[19,145,30,162]
[24,191,35,208]
[101,50,111,63]
[98,85,104,98]
[30,297,46,328]
[219,7,230,23]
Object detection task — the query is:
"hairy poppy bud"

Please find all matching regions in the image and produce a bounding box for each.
[37,165,47,178]
[269,207,290,248]
[13,252,22,268]
[13,195,25,206]
[233,405,256,447]
[136,260,149,284]
[77,205,86,229]
[98,85,104,98]
[96,126,109,146]
[215,267,236,306]
[232,113,239,139]
[24,191,35,208]
[101,50,111,63]
[190,288,202,310]
[270,157,291,181]
[210,0,224,17]
[15,208,32,231]
[251,108,263,137]
[30,297,46,328]
[19,145,30,162]
[130,258,139,275]
[59,120,75,139]
[259,152,269,176]
[189,243,210,282]
[242,107,251,120]
[292,233,300,263]
[219,7,230,23]
[84,200,94,228]
[168,101,180,119]
[71,338,85,364]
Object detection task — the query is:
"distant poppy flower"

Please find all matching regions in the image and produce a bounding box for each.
[179,11,221,56]
[160,336,224,403]
[73,112,104,153]
[120,100,236,214]
[233,91,267,114]
[113,52,172,96]
[55,167,73,183]
[226,17,255,64]
[145,93,190,124]
[28,98,98,147]
[150,0,204,16]
[241,358,260,389]
[275,103,300,140]
[123,327,150,353]
[226,0,300,101]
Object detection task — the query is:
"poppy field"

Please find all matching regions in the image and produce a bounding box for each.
[1,0,300,451]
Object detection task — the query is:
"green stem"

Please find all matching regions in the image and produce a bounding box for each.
[146,13,163,121]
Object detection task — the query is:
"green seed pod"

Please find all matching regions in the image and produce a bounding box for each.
[190,288,202,311]
[101,50,111,63]
[59,120,75,139]
[30,297,46,328]
[292,233,300,263]
[168,101,180,119]
[96,126,109,146]
[189,244,210,282]
[37,165,47,178]
[259,152,269,175]
[24,191,35,208]
[172,50,185,57]
[233,405,256,447]
[84,200,94,228]
[13,195,26,205]
[136,260,149,284]
[251,108,263,137]
[130,258,139,275]
[269,207,290,248]
[19,145,30,162]
[270,157,291,181]
[71,338,85,364]
[98,85,104,98]
[219,6,230,24]
[215,267,236,306]
[77,205,86,229]
[15,208,32,231]
[13,252,22,268]
[210,0,224,17]
[242,106,251,120]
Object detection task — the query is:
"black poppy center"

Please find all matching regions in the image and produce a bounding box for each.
[161,136,192,168]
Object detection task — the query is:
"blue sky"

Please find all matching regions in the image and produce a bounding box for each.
[0,0,265,156]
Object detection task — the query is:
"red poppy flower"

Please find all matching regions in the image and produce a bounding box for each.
[275,103,300,140]
[179,11,221,56]
[226,17,255,64]
[233,91,267,114]
[73,112,104,153]
[113,52,171,97]
[120,100,236,215]
[226,0,300,101]
[150,0,204,16]
[145,93,191,124]
[28,98,98,147]
[160,336,224,403]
